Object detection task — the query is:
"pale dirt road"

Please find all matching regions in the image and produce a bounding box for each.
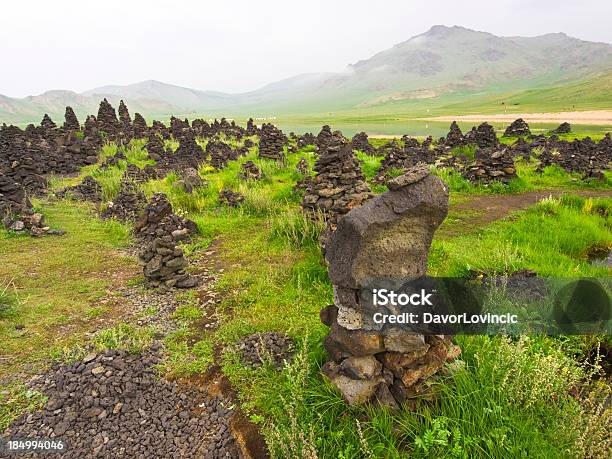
[423,110,612,126]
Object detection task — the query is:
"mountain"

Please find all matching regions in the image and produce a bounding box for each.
[1,25,611,124]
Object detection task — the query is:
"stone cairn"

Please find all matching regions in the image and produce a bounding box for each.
[135,193,199,289]
[97,98,121,136]
[134,193,198,245]
[503,118,531,137]
[246,118,258,136]
[297,132,316,148]
[145,134,165,161]
[238,160,261,180]
[63,106,80,131]
[465,122,498,149]
[118,100,132,132]
[57,176,103,202]
[41,114,56,131]
[101,181,147,222]
[444,121,464,147]
[0,174,49,236]
[301,132,372,234]
[315,125,334,151]
[258,123,286,161]
[207,140,240,170]
[552,122,571,134]
[320,167,459,408]
[219,189,245,207]
[463,148,517,184]
[351,132,376,155]
[132,113,148,138]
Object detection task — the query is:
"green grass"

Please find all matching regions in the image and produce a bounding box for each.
[429,195,612,277]
[0,200,135,378]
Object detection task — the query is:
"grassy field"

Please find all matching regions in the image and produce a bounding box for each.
[1,133,611,456]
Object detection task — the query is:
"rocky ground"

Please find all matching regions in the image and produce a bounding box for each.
[0,244,254,459]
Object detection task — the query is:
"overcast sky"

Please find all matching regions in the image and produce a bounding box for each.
[2,0,611,97]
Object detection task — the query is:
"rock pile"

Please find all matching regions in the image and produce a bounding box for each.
[238,160,261,180]
[63,106,80,131]
[41,114,57,131]
[320,167,458,408]
[139,232,199,289]
[0,174,50,236]
[132,113,148,138]
[463,148,517,184]
[236,332,295,368]
[552,122,571,134]
[96,99,120,135]
[351,132,376,155]
[246,117,258,136]
[57,176,103,202]
[118,100,132,131]
[297,132,316,148]
[315,125,334,150]
[101,183,147,222]
[134,193,198,244]
[301,133,372,229]
[1,348,238,458]
[503,118,531,137]
[207,140,240,170]
[465,122,498,148]
[145,135,165,161]
[219,189,244,207]
[258,123,286,161]
[444,121,465,147]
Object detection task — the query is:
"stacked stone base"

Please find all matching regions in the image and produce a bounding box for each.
[321,304,458,407]
[139,234,199,289]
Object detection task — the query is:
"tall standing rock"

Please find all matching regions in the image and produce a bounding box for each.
[445,121,464,147]
[63,107,80,131]
[97,98,120,135]
[133,113,148,138]
[118,100,132,131]
[258,123,286,161]
[40,114,56,131]
[321,167,458,408]
[503,118,530,137]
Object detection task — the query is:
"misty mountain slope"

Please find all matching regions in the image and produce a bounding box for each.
[1,25,611,123]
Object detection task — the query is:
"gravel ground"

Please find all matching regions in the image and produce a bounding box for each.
[1,347,240,458]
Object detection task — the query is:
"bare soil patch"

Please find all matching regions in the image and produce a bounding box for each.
[424,110,612,126]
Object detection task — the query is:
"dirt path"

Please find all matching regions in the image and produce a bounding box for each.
[438,189,612,238]
[423,110,612,126]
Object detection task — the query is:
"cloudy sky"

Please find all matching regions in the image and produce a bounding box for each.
[2,0,611,97]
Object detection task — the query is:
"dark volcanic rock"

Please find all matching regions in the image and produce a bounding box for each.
[132,113,148,138]
[57,176,103,202]
[134,193,198,244]
[462,148,517,184]
[351,132,376,155]
[258,123,286,161]
[445,121,465,147]
[503,118,531,137]
[465,122,498,148]
[118,100,132,131]
[552,122,571,134]
[219,189,244,207]
[237,332,295,368]
[1,349,239,458]
[63,106,80,131]
[238,160,261,181]
[96,98,121,135]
